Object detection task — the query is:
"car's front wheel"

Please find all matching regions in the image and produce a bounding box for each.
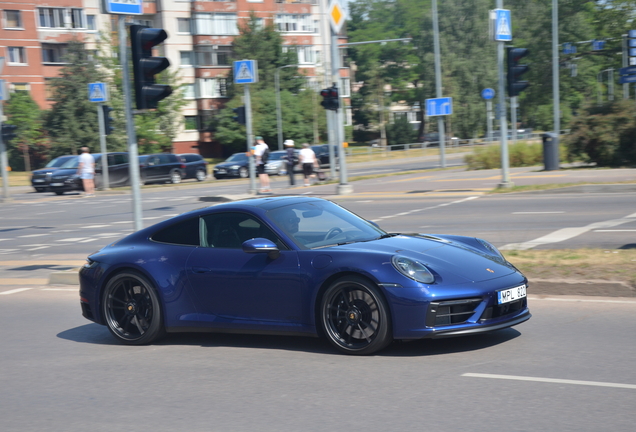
[102,271,165,345]
[239,167,248,178]
[320,276,392,355]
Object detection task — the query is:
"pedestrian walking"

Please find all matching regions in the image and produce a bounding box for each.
[77,147,95,197]
[283,139,298,186]
[299,143,319,187]
[253,136,271,193]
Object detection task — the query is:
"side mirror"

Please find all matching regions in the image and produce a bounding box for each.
[367,220,380,228]
[242,238,280,259]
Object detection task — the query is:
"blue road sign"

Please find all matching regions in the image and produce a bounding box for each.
[494,9,512,42]
[619,66,636,76]
[88,82,108,103]
[630,48,636,57]
[426,97,453,117]
[106,0,143,15]
[592,39,605,51]
[629,30,636,38]
[234,60,258,84]
[562,43,576,54]
[619,75,636,84]
[481,88,495,100]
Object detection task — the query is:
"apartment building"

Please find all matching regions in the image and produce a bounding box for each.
[0,0,350,156]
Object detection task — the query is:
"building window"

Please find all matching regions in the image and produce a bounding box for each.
[12,83,30,92]
[275,14,312,33]
[196,78,228,98]
[177,18,191,34]
[340,77,350,97]
[4,10,22,29]
[38,8,66,28]
[283,46,315,64]
[183,83,195,99]
[87,15,96,31]
[194,13,238,36]
[184,116,198,131]
[70,8,86,29]
[180,51,194,66]
[42,44,68,64]
[8,47,26,65]
[195,46,232,67]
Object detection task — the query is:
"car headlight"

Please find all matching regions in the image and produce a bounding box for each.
[476,238,504,259]
[230,165,240,169]
[392,256,435,284]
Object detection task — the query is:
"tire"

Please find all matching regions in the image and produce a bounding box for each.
[169,170,182,184]
[320,276,392,355]
[239,167,248,178]
[102,271,165,345]
[195,169,207,182]
[54,191,64,195]
[35,187,45,193]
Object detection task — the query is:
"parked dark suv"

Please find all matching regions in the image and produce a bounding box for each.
[49,152,132,195]
[139,153,185,184]
[178,153,208,181]
[31,155,77,192]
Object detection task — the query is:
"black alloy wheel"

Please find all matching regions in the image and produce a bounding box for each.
[102,272,165,345]
[321,276,392,355]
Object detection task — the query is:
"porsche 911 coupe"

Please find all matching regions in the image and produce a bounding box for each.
[79,196,530,355]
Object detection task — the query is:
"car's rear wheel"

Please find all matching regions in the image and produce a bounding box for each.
[169,170,181,184]
[195,169,207,181]
[320,276,392,355]
[239,167,248,178]
[54,191,64,195]
[102,271,165,345]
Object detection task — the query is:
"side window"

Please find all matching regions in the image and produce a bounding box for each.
[151,217,200,246]
[159,154,172,164]
[201,212,286,249]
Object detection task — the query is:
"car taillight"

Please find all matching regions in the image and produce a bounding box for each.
[180,164,186,169]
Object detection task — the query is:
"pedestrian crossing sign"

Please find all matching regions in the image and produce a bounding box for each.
[88,82,108,102]
[234,60,258,84]
[493,9,512,42]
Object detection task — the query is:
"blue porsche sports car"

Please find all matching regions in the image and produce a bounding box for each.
[79,196,530,355]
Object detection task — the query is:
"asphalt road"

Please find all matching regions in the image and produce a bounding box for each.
[1,288,635,431]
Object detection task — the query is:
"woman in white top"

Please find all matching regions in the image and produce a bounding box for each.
[299,143,319,187]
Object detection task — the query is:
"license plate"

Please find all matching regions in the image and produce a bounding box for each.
[497,284,526,304]
[217,169,226,174]
[34,179,44,183]
[50,183,63,187]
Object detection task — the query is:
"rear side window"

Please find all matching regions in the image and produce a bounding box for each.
[151,217,200,246]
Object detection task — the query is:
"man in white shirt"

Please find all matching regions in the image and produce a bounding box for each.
[253,136,271,193]
[299,143,318,187]
[77,147,95,197]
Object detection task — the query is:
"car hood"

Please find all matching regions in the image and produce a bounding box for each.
[215,161,246,168]
[32,168,59,175]
[50,168,79,177]
[333,234,517,283]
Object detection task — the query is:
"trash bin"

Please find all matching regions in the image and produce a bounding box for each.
[542,132,559,171]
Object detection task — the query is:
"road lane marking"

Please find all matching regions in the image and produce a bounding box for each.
[501,212,636,250]
[512,211,564,214]
[42,288,77,291]
[462,373,636,390]
[18,234,50,238]
[371,196,479,222]
[0,288,33,295]
[593,229,636,232]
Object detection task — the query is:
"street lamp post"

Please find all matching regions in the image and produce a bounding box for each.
[275,65,297,151]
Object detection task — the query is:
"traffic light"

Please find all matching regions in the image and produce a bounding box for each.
[507,47,530,97]
[1,123,17,143]
[102,105,114,135]
[320,85,339,110]
[232,106,246,125]
[130,24,173,110]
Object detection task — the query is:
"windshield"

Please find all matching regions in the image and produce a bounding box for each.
[267,200,386,249]
[268,152,284,161]
[59,156,80,169]
[46,156,73,168]
[226,153,247,162]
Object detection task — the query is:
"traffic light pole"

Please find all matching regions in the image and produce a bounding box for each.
[432,0,446,168]
[0,95,8,202]
[97,102,110,190]
[331,27,351,195]
[120,15,143,231]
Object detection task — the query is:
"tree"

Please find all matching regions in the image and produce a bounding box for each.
[3,92,47,171]
[45,40,106,156]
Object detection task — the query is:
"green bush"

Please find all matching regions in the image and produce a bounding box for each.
[565,101,636,167]
[464,141,567,170]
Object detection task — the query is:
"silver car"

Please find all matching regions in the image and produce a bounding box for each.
[265,150,300,175]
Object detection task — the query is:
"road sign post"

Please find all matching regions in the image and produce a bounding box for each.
[233,60,259,194]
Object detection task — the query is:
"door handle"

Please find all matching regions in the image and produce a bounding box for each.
[190,266,212,274]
